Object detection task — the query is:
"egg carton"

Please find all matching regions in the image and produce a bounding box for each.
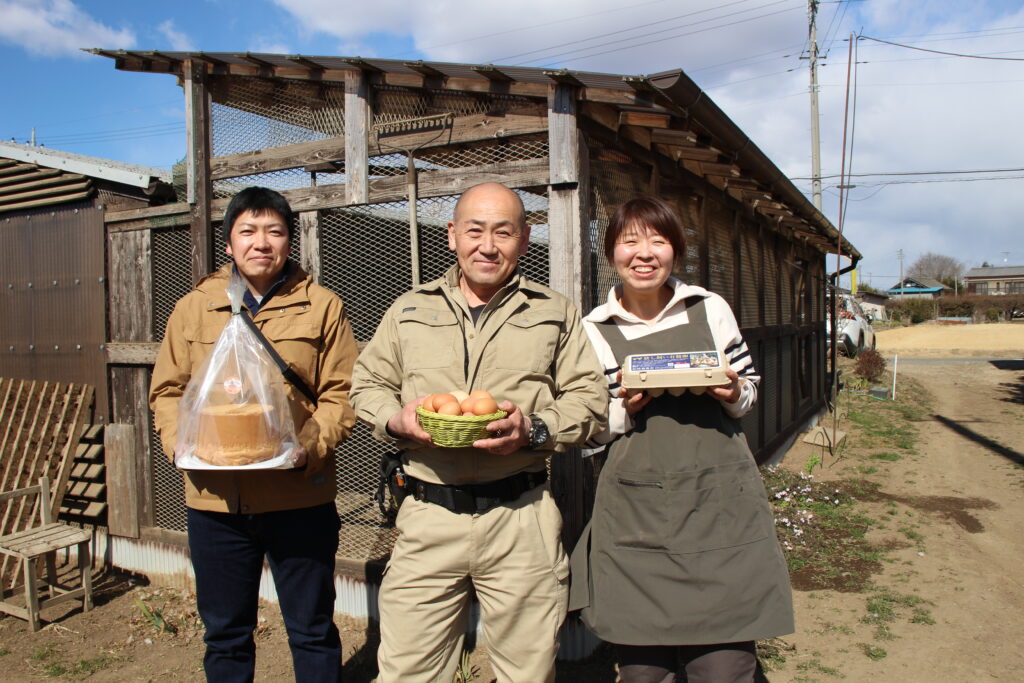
[621,350,729,396]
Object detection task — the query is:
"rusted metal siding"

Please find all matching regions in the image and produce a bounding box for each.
[0,201,107,421]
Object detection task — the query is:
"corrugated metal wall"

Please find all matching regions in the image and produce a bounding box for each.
[0,201,106,421]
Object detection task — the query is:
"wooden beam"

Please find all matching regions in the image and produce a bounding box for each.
[105,202,190,224]
[104,342,159,365]
[649,128,698,146]
[287,54,325,70]
[184,58,213,284]
[298,211,321,283]
[105,424,139,538]
[618,111,671,129]
[345,70,369,205]
[544,69,585,87]
[547,83,587,309]
[208,157,550,216]
[404,61,445,78]
[656,143,720,163]
[472,64,513,82]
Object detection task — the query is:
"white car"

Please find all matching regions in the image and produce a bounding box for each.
[827,294,876,358]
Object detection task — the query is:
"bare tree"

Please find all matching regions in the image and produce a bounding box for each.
[908,252,964,285]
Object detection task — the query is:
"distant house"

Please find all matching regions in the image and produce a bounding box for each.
[856,290,889,321]
[887,276,948,300]
[962,265,1024,295]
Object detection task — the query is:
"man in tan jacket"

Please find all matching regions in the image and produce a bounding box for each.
[150,186,358,682]
[351,182,607,682]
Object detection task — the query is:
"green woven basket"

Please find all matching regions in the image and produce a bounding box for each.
[416,406,507,448]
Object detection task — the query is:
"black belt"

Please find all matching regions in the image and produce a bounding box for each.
[408,470,548,515]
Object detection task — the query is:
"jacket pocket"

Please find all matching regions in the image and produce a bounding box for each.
[259,320,321,386]
[397,307,458,369]
[491,309,564,374]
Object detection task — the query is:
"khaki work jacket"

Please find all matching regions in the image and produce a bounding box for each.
[350,266,608,485]
[149,263,358,513]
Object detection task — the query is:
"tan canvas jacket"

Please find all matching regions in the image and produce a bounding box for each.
[350,265,608,485]
[149,263,358,513]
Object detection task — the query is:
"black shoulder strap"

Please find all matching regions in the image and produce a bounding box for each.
[239,313,318,407]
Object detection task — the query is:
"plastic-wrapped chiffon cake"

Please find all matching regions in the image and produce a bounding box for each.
[194,403,279,466]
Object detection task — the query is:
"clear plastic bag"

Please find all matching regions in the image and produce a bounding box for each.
[173,273,300,470]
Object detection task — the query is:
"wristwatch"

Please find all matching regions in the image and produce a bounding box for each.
[527,415,550,450]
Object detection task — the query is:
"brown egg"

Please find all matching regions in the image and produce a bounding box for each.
[460,397,477,413]
[430,393,456,412]
[435,401,461,416]
[469,390,492,400]
[462,411,475,417]
[472,397,499,415]
[422,394,437,412]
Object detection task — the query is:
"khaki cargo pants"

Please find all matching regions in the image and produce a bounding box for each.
[376,484,569,683]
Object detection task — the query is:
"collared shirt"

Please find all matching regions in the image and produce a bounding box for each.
[350,264,608,485]
[584,277,759,445]
[236,260,296,315]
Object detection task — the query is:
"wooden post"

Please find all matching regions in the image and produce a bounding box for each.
[545,82,593,549]
[298,211,321,283]
[699,192,710,289]
[546,83,589,310]
[185,59,213,284]
[345,70,369,206]
[105,424,139,538]
[107,229,154,533]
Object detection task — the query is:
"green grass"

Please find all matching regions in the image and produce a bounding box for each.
[0,647,10,656]
[860,644,887,660]
[870,452,901,462]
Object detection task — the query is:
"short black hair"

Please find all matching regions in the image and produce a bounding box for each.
[603,196,686,268]
[221,187,294,242]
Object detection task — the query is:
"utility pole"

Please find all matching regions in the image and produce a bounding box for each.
[898,249,904,298]
[806,0,823,211]
[30,127,35,146]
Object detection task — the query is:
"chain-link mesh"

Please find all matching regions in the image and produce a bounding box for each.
[151,227,194,343]
[210,76,345,157]
[318,191,549,562]
[372,85,541,127]
[151,409,186,531]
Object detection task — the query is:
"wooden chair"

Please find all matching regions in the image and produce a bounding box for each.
[0,475,92,631]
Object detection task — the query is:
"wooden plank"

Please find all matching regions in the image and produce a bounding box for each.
[298,211,321,283]
[49,385,94,520]
[74,443,103,461]
[185,58,213,285]
[207,157,551,215]
[0,485,38,503]
[105,342,160,365]
[105,203,190,224]
[66,481,105,499]
[548,83,579,187]
[0,163,36,178]
[69,463,104,480]
[105,423,139,538]
[618,111,670,128]
[107,231,153,343]
[60,501,106,519]
[0,174,86,195]
[344,70,369,205]
[655,144,721,163]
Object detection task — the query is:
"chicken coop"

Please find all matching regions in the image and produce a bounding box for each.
[84,51,859,631]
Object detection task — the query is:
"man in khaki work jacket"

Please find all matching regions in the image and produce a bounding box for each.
[350,182,608,682]
[149,186,358,682]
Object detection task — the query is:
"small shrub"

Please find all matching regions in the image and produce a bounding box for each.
[986,307,1001,322]
[854,349,886,382]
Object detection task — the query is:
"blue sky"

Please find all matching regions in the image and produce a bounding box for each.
[1,0,1022,287]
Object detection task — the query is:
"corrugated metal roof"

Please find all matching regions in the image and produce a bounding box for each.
[0,141,170,187]
[964,265,1024,279]
[0,156,94,212]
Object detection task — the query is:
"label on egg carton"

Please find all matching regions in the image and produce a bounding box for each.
[621,350,729,396]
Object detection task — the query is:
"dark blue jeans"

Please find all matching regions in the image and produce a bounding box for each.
[187,503,342,683]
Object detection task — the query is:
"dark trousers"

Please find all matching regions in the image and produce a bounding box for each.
[617,642,759,683]
[187,503,342,683]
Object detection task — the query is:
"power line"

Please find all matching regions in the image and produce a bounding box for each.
[492,0,771,64]
[858,34,1024,61]
[502,2,804,67]
[792,166,1024,180]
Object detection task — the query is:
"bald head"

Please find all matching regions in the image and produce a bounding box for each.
[453,182,527,228]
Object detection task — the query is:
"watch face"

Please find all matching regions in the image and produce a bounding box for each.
[530,417,549,447]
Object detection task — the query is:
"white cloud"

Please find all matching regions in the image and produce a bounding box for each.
[0,0,135,57]
[267,0,1024,279]
[157,20,195,52]
[249,38,293,55]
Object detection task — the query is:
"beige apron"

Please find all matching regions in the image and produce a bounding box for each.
[568,296,794,645]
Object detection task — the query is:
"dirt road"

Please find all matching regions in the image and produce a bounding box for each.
[776,356,1024,681]
[875,321,1024,358]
